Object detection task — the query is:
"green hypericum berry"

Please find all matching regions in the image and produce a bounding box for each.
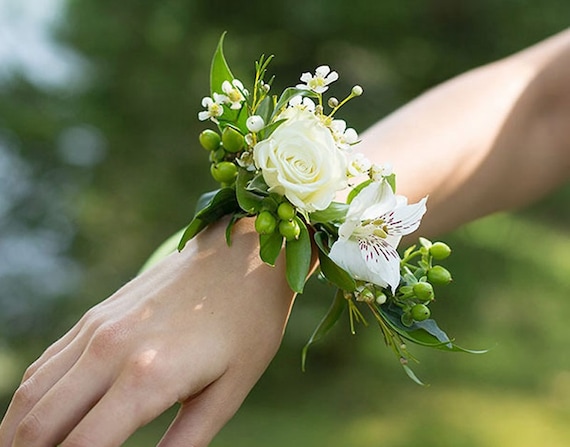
[255,211,277,235]
[209,147,226,163]
[279,219,301,241]
[413,282,434,301]
[277,202,296,221]
[430,242,452,260]
[199,129,221,151]
[411,303,431,321]
[427,265,452,286]
[210,161,238,184]
[221,127,245,153]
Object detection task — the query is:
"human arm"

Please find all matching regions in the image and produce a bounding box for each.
[0,218,297,447]
[1,29,569,447]
[358,28,570,237]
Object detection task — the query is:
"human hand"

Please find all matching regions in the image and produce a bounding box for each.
[0,219,295,446]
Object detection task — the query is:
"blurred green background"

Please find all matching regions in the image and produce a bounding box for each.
[1,0,569,445]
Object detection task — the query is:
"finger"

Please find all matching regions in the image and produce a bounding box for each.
[60,354,191,447]
[21,320,84,382]
[9,350,113,447]
[0,342,84,446]
[157,372,253,447]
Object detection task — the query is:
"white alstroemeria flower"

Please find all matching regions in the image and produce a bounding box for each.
[330,119,359,150]
[289,95,316,112]
[297,65,339,93]
[329,181,427,292]
[221,79,248,109]
[198,93,227,122]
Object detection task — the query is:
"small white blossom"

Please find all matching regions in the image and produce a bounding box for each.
[370,163,393,181]
[289,95,316,112]
[330,119,359,150]
[246,115,265,133]
[297,65,339,93]
[221,79,248,110]
[237,150,256,171]
[198,93,227,122]
[347,152,372,177]
[329,181,427,292]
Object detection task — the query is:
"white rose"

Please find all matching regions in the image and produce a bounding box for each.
[253,108,348,213]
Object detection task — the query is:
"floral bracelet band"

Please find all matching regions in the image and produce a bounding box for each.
[143,34,484,384]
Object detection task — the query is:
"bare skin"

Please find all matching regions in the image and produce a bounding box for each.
[0,28,568,447]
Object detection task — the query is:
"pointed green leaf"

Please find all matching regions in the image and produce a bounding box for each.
[347,179,372,204]
[236,169,264,214]
[401,363,427,386]
[310,202,349,224]
[210,32,234,96]
[301,289,346,371]
[259,231,283,266]
[285,217,312,293]
[178,188,238,250]
[314,232,356,291]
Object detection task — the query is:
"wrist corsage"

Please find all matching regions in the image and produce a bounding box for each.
[144,34,483,384]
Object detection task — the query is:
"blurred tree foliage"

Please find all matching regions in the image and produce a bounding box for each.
[0,0,569,444]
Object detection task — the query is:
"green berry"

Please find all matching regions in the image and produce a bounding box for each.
[221,126,245,153]
[430,242,452,260]
[255,211,277,235]
[277,202,296,221]
[279,219,301,241]
[427,265,452,286]
[209,147,226,163]
[411,303,431,321]
[210,161,238,184]
[199,129,221,151]
[413,282,434,301]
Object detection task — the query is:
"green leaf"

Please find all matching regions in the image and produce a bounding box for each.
[314,232,356,291]
[138,228,185,274]
[236,169,264,214]
[259,118,287,140]
[247,173,270,195]
[210,32,234,96]
[285,217,312,293]
[178,188,238,250]
[272,87,316,119]
[259,231,283,266]
[309,202,349,224]
[225,213,247,246]
[401,362,427,387]
[347,179,372,204]
[256,95,273,124]
[385,173,397,193]
[301,289,346,371]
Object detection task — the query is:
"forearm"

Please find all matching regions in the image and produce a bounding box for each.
[359,28,570,236]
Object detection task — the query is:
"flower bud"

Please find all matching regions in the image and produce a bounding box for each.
[357,287,375,303]
[255,211,277,235]
[277,202,296,221]
[412,282,434,301]
[221,126,245,153]
[427,265,452,286]
[199,129,221,151]
[411,303,430,321]
[327,97,339,108]
[376,292,387,305]
[279,219,301,241]
[210,161,238,184]
[429,242,452,260]
[246,115,265,133]
[352,85,363,96]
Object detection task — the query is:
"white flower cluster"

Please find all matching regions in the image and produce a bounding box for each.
[198,80,248,123]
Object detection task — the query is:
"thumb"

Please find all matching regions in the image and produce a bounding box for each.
[157,372,253,447]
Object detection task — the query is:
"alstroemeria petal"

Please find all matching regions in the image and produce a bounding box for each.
[382,197,427,236]
[359,235,401,292]
[330,239,391,289]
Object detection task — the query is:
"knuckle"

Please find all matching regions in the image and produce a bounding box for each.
[123,352,166,386]
[15,412,43,443]
[87,321,128,359]
[13,378,40,409]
